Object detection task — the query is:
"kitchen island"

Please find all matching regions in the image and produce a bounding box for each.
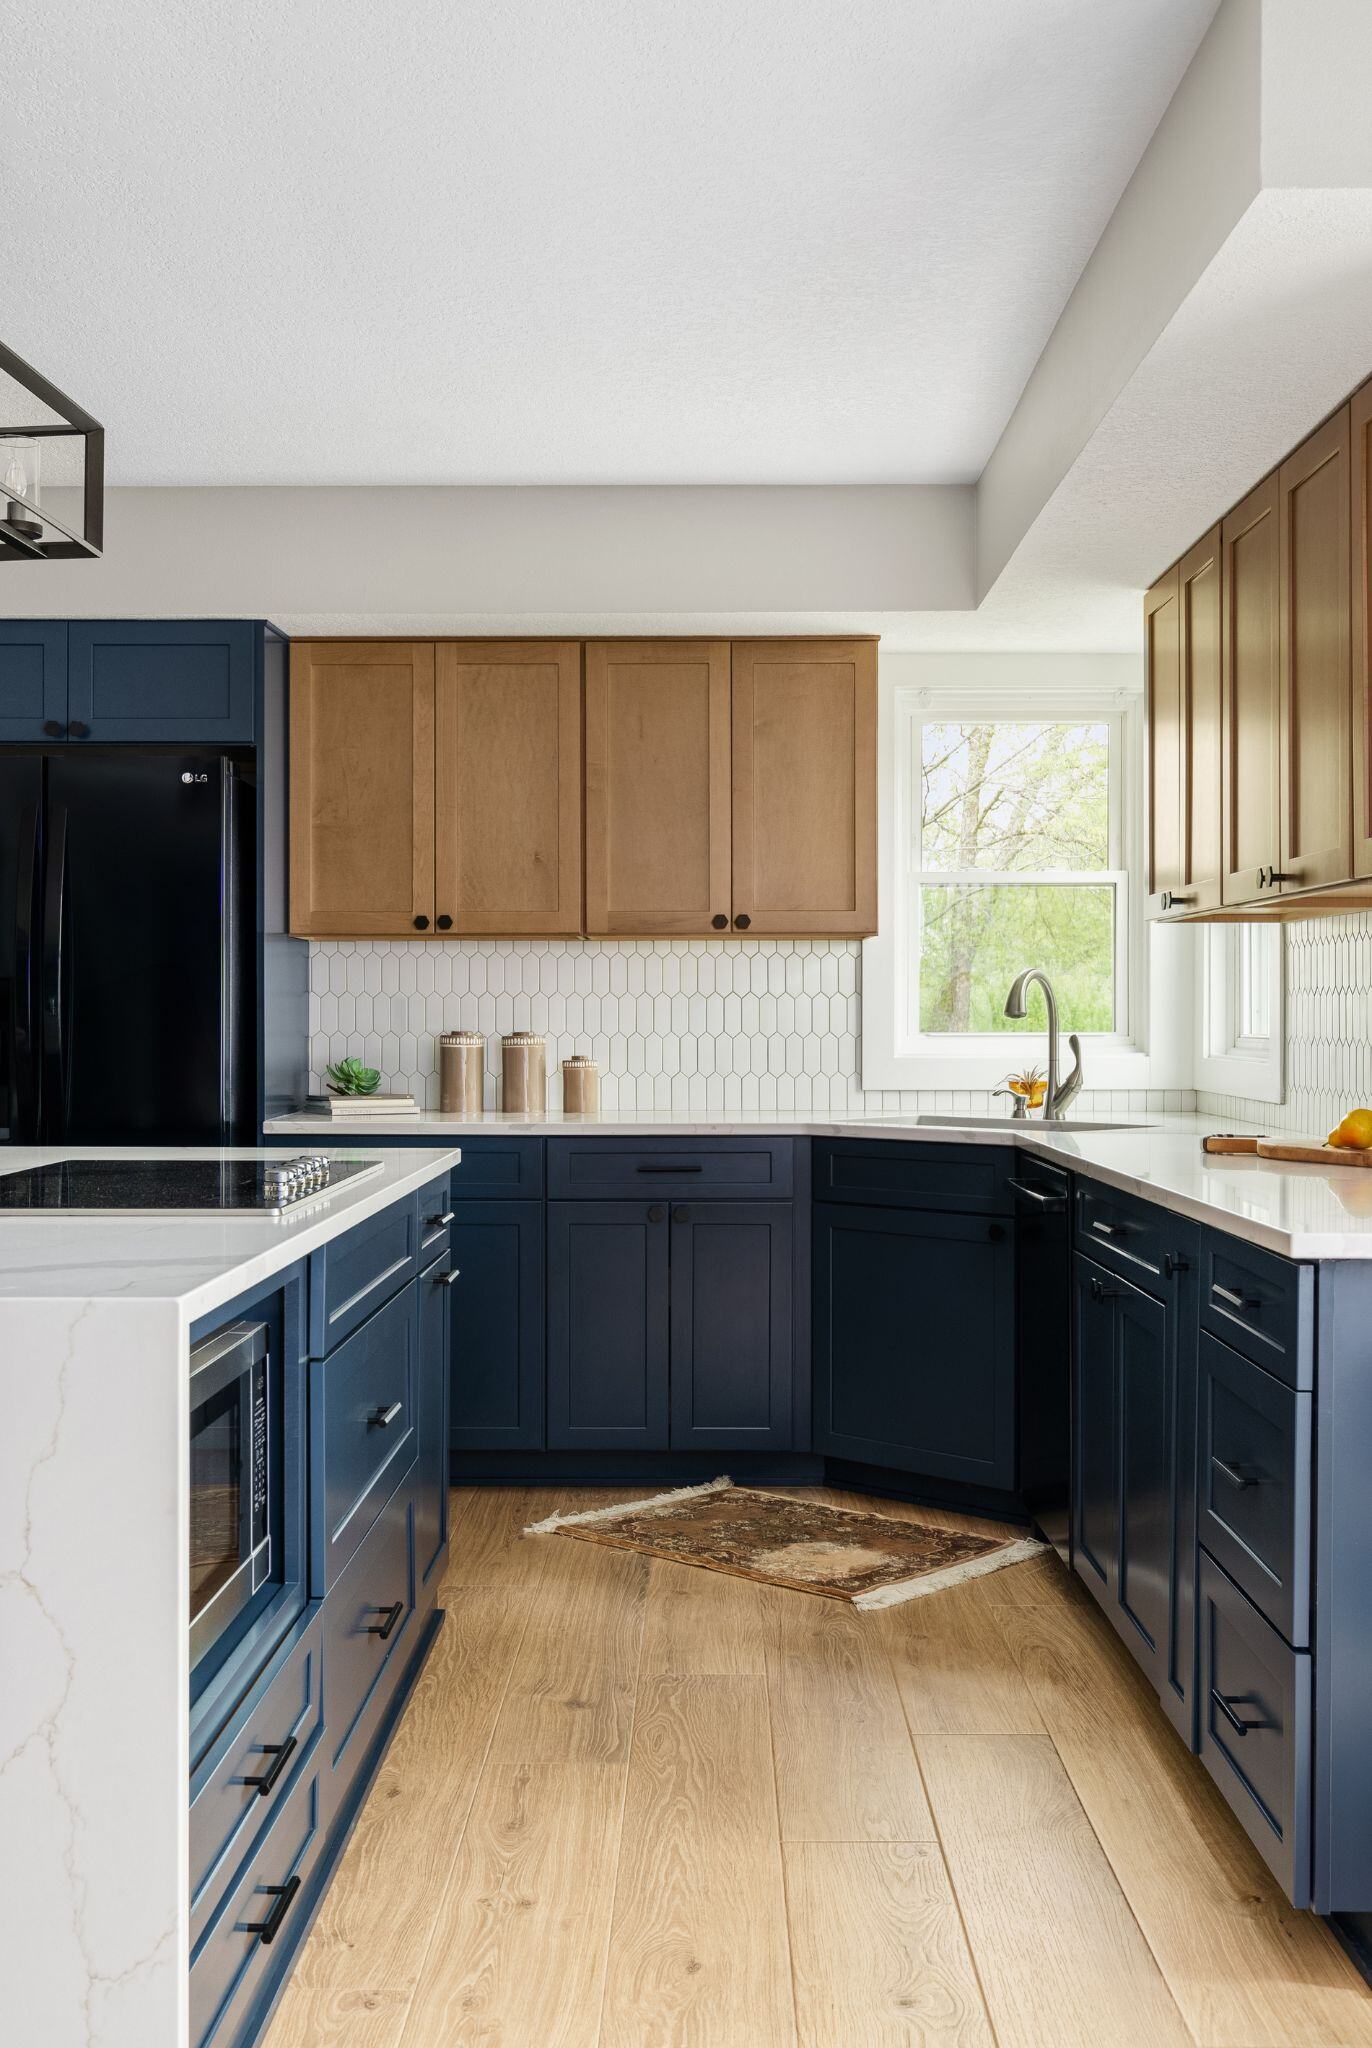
[0,1145,462,2048]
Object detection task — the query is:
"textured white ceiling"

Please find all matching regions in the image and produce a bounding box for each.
[7,0,1216,486]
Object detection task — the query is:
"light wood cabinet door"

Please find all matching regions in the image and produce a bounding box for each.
[1181,526,1224,914]
[1221,474,1281,907]
[289,641,434,936]
[434,642,582,935]
[1353,379,1372,878]
[1145,566,1182,915]
[730,639,877,935]
[1277,406,1351,894]
[584,640,731,935]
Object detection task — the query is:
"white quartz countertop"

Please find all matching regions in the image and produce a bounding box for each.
[265,1107,1372,1258]
[0,1144,463,1314]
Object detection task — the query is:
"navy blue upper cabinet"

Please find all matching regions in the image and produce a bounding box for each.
[670,1203,793,1451]
[0,621,68,739]
[813,1199,1015,1487]
[547,1201,670,1449]
[69,622,256,743]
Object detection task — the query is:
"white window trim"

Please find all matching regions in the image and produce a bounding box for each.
[1195,923,1285,1104]
[862,672,1193,1092]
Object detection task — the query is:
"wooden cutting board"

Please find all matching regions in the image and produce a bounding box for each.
[1256,1137,1372,1168]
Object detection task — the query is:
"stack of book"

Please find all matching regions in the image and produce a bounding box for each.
[303,1092,420,1118]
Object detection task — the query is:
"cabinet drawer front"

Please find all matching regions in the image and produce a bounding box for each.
[310,1195,419,1354]
[1198,1333,1311,1644]
[189,1614,323,1954]
[190,1754,325,2048]
[417,1175,454,1262]
[450,1137,544,1200]
[324,1482,416,1781]
[813,1139,1009,1214]
[1197,1553,1310,1905]
[316,1287,417,1587]
[69,621,256,744]
[548,1137,792,1201]
[1199,1230,1312,1388]
[1074,1181,1181,1286]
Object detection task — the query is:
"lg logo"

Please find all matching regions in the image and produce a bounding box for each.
[181,771,209,784]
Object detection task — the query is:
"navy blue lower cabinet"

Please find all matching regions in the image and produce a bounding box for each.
[1073,1253,1120,1598]
[449,1200,546,1451]
[669,1203,793,1451]
[1115,1275,1174,1691]
[547,1201,670,1448]
[311,1287,417,1592]
[415,1250,453,1593]
[0,620,67,739]
[812,1201,1015,1487]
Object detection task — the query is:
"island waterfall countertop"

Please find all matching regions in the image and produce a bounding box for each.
[266,1107,1372,1259]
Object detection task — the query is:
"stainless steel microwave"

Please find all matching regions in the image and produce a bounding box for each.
[188,1320,274,1668]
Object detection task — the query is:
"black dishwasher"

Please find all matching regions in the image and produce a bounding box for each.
[1009,1154,1072,1565]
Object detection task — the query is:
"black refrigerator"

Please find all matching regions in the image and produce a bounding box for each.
[0,748,256,1146]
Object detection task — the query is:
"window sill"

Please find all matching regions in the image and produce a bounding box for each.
[860,1043,1174,1092]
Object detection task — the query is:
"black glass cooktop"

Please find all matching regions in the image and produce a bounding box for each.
[0,1155,384,1215]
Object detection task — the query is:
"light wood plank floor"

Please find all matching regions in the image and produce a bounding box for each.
[265,1486,1372,2048]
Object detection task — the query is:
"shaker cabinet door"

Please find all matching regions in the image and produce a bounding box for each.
[289,640,435,935]
[546,1202,670,1449]
[730,639,877,935]
[1277,407,1352,894]
[1146,566,1183,914]
[584,639,731,935]
[434,640,582,934]
[1221,475,1281,907]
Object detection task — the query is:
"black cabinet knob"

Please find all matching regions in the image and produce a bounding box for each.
[436,913,453,930]
[672,1206,689,1223]
[988,1223,1005,1241]
[42,719,64,738]
[734,913,751,930]
[412,914,430,930]
[647,1204,666,1223]
[711,914,728,929]
[67,720,90,739]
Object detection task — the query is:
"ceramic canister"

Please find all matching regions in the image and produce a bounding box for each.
[439,1031,485,1114]
[561,1054,600,1115]
[501,1032,547,1114]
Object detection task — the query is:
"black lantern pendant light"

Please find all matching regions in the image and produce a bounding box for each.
[0,340,103,561]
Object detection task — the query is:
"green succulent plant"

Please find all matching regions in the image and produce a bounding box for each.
[325,1057,382,1097]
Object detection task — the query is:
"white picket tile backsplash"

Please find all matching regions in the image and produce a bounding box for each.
[1198,911,1372,1136]
[307,938,1190,1120]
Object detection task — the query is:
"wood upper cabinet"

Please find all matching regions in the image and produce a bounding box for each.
[584,640,731,934]
[290,641,435,935]
[1221,473,1281,907]
[1354,379,1372,878]
[730,639,877,935]
[1150,527,1222,919]
[434,641,582,934]
[1145,565,1182,914]
[1277,406,1351,894]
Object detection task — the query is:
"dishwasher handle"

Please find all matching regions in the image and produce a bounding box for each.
[1007,1178,1066,1211]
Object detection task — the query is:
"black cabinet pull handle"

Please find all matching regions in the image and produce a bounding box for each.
[243,1735,297,1799]
[734,913,751,929]
[435,1267,461,1286]
[1162,1251,1189,1278]
[1213,1457,1255,1492]
[428,1211,456,1227]
[647,1204,666,1223]
[1267,870,1296,886]
[1211,1282,1255,1312]
[412,914,430,930]
[436,914,453,930]
[711,914,728,929]
[42,719,65,738]
[246,1874,302,1945]
[1211,1688,1267,1738]
[66,720,90,739]
[368,1400,403,1429]
[636,1163,703,1174]
[1089,1275,1122,1301]
[1090,1219,1118,1237]
[368,1600,404,1641]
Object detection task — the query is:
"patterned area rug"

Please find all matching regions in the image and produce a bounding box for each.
[525,1478,1044,1609]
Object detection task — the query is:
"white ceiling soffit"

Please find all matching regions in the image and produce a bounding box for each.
[6,0,1216,489]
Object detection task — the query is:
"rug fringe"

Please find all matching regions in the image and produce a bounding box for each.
[523,1475,734,1535]
[851,1536,1048,1609]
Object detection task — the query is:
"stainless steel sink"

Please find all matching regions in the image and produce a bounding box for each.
[910,1114,1148,1133]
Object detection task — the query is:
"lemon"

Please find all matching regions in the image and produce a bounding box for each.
[1331,1108,1372,1150]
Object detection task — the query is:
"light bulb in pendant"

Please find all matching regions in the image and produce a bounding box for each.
[0,436,42,541]
[4,453,28,500]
